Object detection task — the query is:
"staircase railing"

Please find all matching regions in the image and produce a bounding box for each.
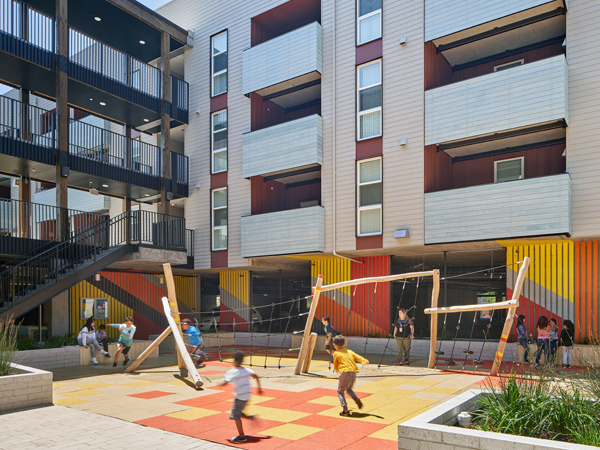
[0,210,190,311]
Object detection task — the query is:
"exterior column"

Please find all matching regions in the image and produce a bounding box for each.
[160,31,172,215]
[55,0,69,239]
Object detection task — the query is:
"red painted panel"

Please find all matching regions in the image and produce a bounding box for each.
[356,137,382,159]
[219,304,249,331]
[424,145,452,193]
[350,256,390,337]
[211,250,228,269]
[210,93,227,112]
[211,171,228,189]
[102,271,167,315]
[356,235,383,250]
[425,41,453,91]
[133,311,162,340]
[356,39,382,65]
[251,0,321,47]
[251,93,320,132]
[250,176,285,215]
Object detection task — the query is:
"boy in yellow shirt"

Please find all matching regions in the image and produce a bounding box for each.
[332,335,369,416]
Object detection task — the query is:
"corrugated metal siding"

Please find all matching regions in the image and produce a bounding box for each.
[220,270,250,330]
[505,241,574,341]
[425,55,568,146]
[425,174,571,244]
[566,1,600,238]
[574,241,600,342]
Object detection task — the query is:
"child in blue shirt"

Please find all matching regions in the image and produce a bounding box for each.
[182,318,206,367]
[107,316,136,367]
[321,316,337,355]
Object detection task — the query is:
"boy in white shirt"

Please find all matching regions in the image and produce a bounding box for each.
[220,351,262,443]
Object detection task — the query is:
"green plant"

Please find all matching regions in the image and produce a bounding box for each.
[41,333,77,349]
[16,336,40,351]
[0,319,19,376]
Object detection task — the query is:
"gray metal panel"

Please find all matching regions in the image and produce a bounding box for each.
[424,174,571,244]
[425,55,568,145]
[242,114,322,178]
[241,206,325,257]
[425,0,554,41]
[242,22,322,95]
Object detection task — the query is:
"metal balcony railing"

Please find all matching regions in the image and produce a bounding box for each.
[170,151,189,197]
[131,210,186,251]
[171,75,189,123]
[0,0,55,69]
[69,119,161,177]
[0,94,56,150]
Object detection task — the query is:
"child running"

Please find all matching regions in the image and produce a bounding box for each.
[182,318,206,367]
[560,319,575,368]
[321,316,337,355]
[220,351,262,443]
[107,316,136,367]
[332,334,369,416]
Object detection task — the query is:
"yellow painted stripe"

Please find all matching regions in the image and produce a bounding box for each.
[500,334,508,341]
[496,352,503,358]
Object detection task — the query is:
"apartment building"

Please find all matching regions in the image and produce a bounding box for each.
[152,0,599,342]
[2,0,599,345]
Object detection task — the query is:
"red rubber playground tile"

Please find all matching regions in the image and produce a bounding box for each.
[128,390,175,399]
[197,370,225,376]
[135,415,187,431]
[342,437,397,449]
[199,426,293,449]
[299,420,387,450]
[290,414,347,429]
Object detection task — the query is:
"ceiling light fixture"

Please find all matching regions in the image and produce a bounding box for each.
[144,194,150,197]
[102,184,108,188]
[143,118,149,122]
[94,16,101,22]
[139,40,146,45]
[99,102,106,106]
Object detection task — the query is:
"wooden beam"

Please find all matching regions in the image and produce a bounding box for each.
[124,326,171,373]
[424,299,519,315]
[301,332,318,373]
[320,271,435,293]
[428,270,440,369]
[490,256,530,376]
[106,0,189,45]
[163,263,184,371]
[295,275,323,375]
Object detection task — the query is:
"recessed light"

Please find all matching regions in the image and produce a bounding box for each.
[139,40,146,45]
[94,16,101,22]
[99,102,106,106]
[144,194,150,197]
[143,118,149,122]
[89,98,93,101]
[102,184,108,188]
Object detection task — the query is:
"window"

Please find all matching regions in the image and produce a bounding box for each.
[357,60,382,140]
[211,31,227,96]
[357,0,382,45]
[211,109,227,173]
[212,188,228,250]
[493,59,524,72]
[357,158,382,236]
[495,157,524,183]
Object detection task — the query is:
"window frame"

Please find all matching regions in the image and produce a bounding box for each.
[356,157,383,237]
[494,157,524,183]
[211,30,228,97]
[356,0,382,46]
[211,187,228,251]
[211,109,228,174]
[356,59,383,141]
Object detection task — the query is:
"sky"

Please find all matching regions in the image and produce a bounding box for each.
[0,0,171,95]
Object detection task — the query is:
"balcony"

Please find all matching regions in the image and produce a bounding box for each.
[425,0,566,45]
[243,21,322,98]
[424,173,571,244]
[241,206,325,258]
[0,0,189,128]
[425,55,568,146]
[0,95,189,200]
[243,114,322,178]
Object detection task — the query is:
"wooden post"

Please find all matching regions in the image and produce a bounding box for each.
[301,332,318,373]
[160,31,171,215]
[490,257,530,376]
[295,274,323,375]
[124,326,171,373]
[163,263,185,372]
[55,0,69,240]
[428,269,440,369]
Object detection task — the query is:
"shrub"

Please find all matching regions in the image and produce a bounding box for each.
[0,319,19,376]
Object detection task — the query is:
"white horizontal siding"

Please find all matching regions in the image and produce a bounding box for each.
[425,174,571,244]
[242,115,322,178]
[242,22,322,95]
[425,0,553,41]
[425,55,568,145]
[241,206,324,257]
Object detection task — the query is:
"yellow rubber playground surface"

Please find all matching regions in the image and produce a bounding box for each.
[50,349,488,449]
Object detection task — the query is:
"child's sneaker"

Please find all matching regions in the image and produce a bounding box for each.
[113,362,117,368]
[231,436,247,443]
[355,398,363,409]
[123,358,129,366]
[91,357,98,364]
[339,410,351,417]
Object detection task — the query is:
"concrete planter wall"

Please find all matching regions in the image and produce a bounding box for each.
[0,363,53,413]
[398,390,598,450]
